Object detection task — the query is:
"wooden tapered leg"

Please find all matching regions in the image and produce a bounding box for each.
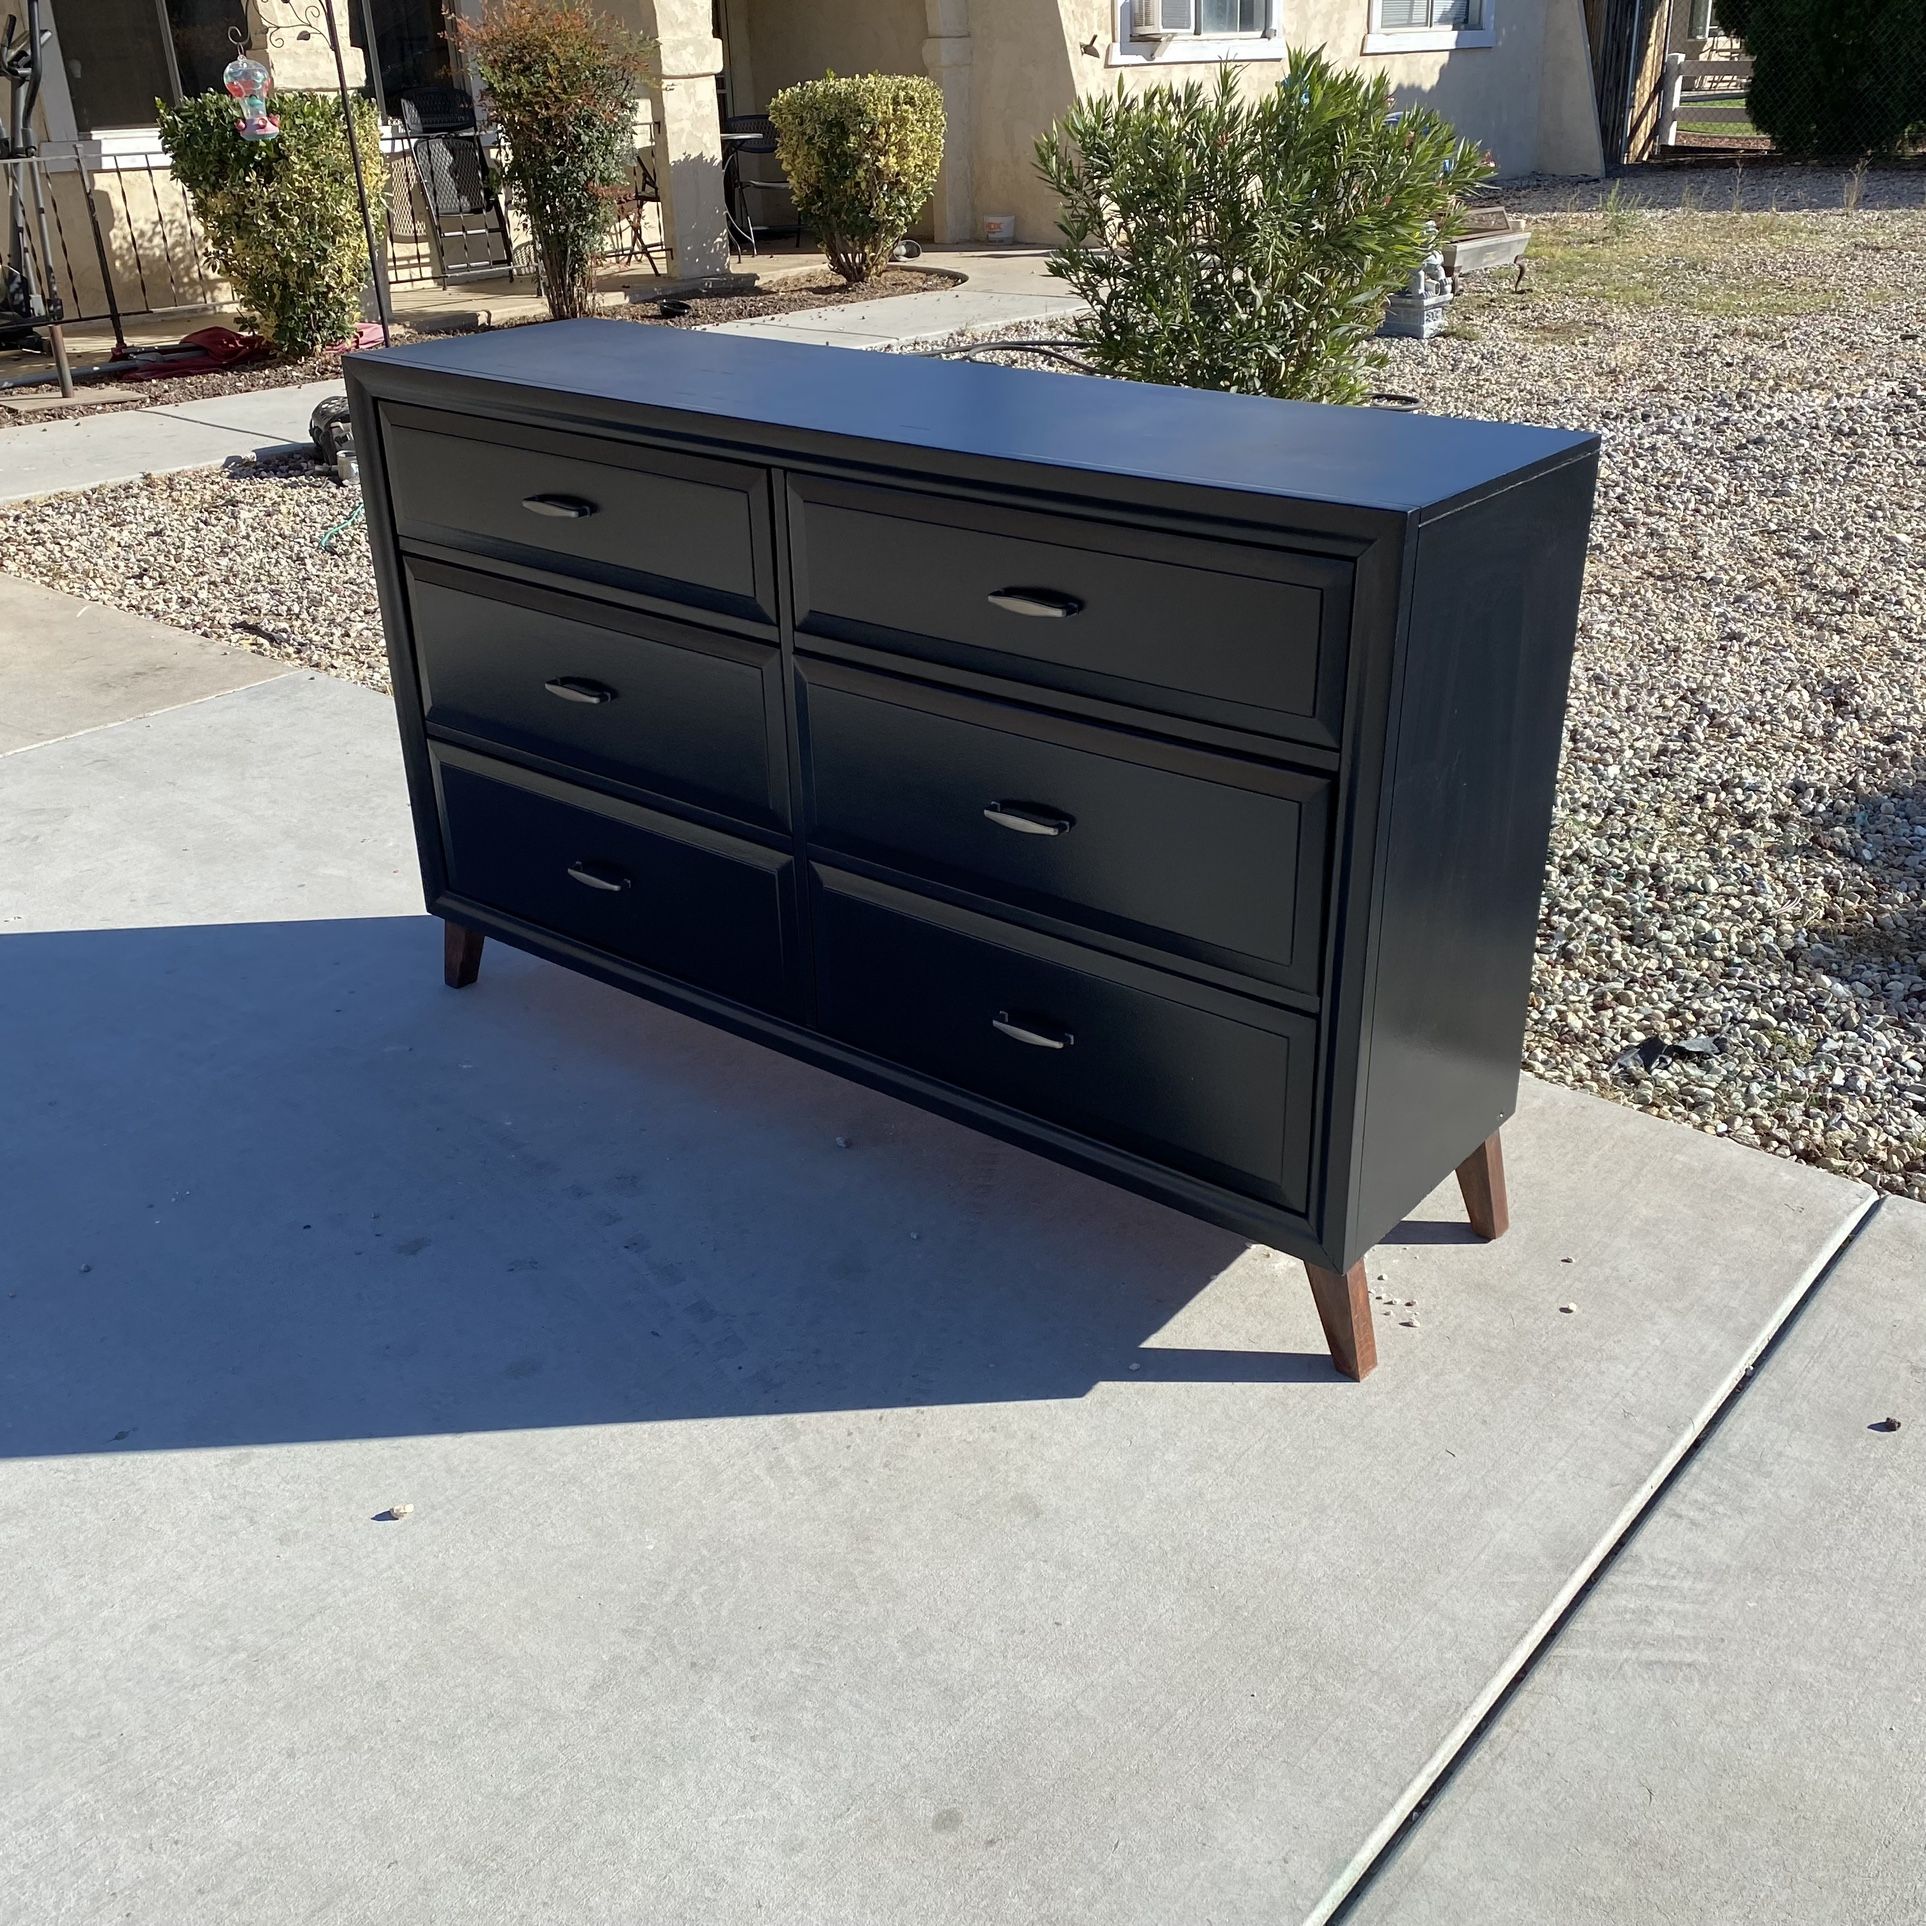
[1304,1261,1377,1381]
[1455,1130,1509,1241]
[443,919,485,989]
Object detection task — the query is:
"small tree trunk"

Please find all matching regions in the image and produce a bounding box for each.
[537,224,590,320]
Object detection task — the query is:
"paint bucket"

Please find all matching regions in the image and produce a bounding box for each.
[981,214,1017,245]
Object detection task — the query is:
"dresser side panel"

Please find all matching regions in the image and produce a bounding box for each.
[347,368,449,909]
[1345,453,1598,1264]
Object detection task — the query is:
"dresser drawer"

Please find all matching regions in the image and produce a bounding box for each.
[814,873,1315,1212]
[407,560,783,830]
[787,476,1350,746]
[382,404,776,626]
[801,662,1330,993]
[435,748,794,1015]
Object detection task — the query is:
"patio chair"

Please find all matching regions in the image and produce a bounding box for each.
[590,150,666,275]
[398,89,513,284]
[721,114,801,256]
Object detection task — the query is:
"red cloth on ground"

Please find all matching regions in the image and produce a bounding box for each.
[115,325,272,380]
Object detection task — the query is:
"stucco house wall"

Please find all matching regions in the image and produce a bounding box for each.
[966,0,1602,239]
[742,0,927,109]
[729,0,1601,245]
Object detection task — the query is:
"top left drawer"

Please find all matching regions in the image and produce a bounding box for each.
[379,404,777,629]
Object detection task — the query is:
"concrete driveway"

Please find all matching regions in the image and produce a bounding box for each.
[1,580,1915,1925]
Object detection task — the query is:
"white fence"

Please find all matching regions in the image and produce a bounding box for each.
[1660,52,1756,147]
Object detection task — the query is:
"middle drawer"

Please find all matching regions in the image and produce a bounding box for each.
[407,558,786,831]
[800,660,1332,995]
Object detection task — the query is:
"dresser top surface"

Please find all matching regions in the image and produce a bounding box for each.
[349,319,1596,523]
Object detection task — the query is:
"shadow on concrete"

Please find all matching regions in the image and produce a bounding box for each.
[2,915,1346,1459]
[1377,1219,1482,1248]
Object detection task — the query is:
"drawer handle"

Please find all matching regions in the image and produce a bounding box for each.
[987,587,1083,620]
[545,676,618,705]
[993,1011,1074,1051]
[566,860,631,893]
[983,800,1074,837]
[523,494,598,519]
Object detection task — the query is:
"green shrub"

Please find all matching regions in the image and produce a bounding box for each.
[1035,58,1493,405]
[461,0,653,320]
[1715,0,1926,159]
[768,73,945,286]
[158,89,381,358]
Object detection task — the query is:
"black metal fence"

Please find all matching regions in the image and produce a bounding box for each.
[14,150,224,331]
[15,143,452,330]
[10,136,668,335]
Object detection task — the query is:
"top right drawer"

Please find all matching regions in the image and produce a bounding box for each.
[787,476,1352,748]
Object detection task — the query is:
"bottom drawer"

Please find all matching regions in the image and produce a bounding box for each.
[435,747,794,1015]
[814,872,1315,1213]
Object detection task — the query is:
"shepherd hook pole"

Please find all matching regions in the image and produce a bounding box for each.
[320,0,392,347]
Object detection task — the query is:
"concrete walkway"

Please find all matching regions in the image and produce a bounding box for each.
[0,575,283,751]
[0,252,1076,502]
[706,245,1082,350]
[0,377,339,504]
[1353,1196,1926,1925]
[1,593,1905,1925]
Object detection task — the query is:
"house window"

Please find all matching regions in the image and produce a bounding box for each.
[1112,0,1281,63]
[1141,0,1267,32]
[1376,0,1482,27]
[59,0,249,133]
[1362,0,1496,53]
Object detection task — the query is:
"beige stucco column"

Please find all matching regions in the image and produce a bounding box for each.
[246,0,367,92]
[617,0,730,279]
[923,0,974,244]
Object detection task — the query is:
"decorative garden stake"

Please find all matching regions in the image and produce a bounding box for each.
[222,54,279,141]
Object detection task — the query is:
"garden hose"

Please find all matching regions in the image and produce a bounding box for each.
[318,500,364,551]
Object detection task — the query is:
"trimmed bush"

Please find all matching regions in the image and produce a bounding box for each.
[768,73,945,286]
[461,0,653,320]
[1035,58,1493,405]
[1715,0,1926,160]
[158,89,382,358]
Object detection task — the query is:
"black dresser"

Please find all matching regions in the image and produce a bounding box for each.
[346,320,1597,1380]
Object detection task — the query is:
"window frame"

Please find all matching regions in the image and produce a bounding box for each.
[1361,0,1497,55]
[1109,0,1283,69]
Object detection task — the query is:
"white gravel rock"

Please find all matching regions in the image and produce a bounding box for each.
[0,455,386,688]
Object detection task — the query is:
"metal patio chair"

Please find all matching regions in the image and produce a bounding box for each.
[398,89,513,284]
[591,148,666,274]
[721,114,801,256]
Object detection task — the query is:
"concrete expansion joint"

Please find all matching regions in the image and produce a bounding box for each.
[1313,1181,1887,1926]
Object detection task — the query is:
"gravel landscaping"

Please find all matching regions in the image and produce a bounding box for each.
[1395,202,1925,1200]
[2,185,1922,1198]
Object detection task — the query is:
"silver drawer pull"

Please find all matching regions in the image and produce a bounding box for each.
[993,1011,1074,1051]
[566,860,630,892]
[987,587,1083,619]
[523,493,598,519]
[983,800,1073,837]
[545,676,617,704]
